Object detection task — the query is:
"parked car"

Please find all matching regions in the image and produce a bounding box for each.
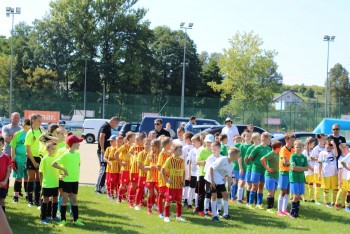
[139,116,220,136]
[119,122,140,137]
[82,119,122,143]
[197,124,267,136]
[271,132,317,145]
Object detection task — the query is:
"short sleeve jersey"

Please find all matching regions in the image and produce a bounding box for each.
[162,156,184,189]
[39,155,60,188]
[340,154,350,180]
[197,148,212,176]
[188,147,200,176]
[157,151,173,187]
[210,156,233,185]
[311,145,325,173]
[239,143,252,172]
[303,149,314,176]
[262,151,279,179]
[338,156,347,180]
[245,144,256,172]
[54,151,80,182]
[289,153,308,183]
[105,146,119,173]
[251,144,271,174]
[137,151,148,177]
[0,154,11,189]
[2,124,22,155]
[204,155,220,182]
[130,145,144,174]
[182,144,194,179]
[318,150,337,177]
[220,144,228,156]
[117,144,132,171]
[24,129,42,157]
[279,146,295,175]
[9,130,27,162]
[144,153,158,182]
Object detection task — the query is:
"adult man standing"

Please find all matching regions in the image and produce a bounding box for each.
[221,117,239,147]
[153,119,170,138]
[2,112,22,156]
[95,117,120,194]
[185,116,196,133]
[328,123,346,160]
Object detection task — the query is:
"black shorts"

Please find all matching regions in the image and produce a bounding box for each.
[59,179,64,189]
[26,157,41,170]
[184,180,190,187]
[42,187,59,197]
[189,176,197,188]
[62,181,79,194]
[0,188,8,199]
[205,181,224,198]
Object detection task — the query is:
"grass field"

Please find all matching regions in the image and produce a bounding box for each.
[5,186,350,234]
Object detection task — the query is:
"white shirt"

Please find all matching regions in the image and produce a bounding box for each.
[341,153,350,180]
[173,139,185,147]
[303,149,314,176]
[338,156,347,180]
[318,150,337,177]
[204,154,221,182]
[221,125,239,147]
[311,145,325,174]
[188,147,200,177]
[206,156,233,185]
[182,144,194,179]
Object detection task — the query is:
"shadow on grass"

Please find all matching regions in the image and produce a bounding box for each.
[299,203,349,224]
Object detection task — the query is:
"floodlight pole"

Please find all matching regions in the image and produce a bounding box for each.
[323,35,335,118]
[180,22,193,117]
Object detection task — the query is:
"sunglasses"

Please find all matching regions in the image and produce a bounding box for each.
[154,123,161,126]
[332,128,339,131]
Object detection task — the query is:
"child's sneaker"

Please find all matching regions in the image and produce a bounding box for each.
[164,217,170,223]
[282,210,290,215]
[176,216,186,222]
[134,205,141,211]
[59,220,67,227]
[212,216,219,222]
[74,219,85,226]
[158,213,164,218]
[223,214,231,220]
[204,213,211,218]
[326,203,332,208]
[256,204,264,210]
[13,197,19,204]
[247,204,255,210]
[237,200,243,204]
[334,204,341,210]
[230,198,236,203]
[276,211,286,216]
[40,219,50,225]
[344,207,350,212]
[52,217,61,222]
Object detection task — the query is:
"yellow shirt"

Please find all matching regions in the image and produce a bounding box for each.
[129,145,144,174]
[144,153,158,182]
[117,144,131,171]
[157,151,172,187]
[137,151,148,177]
[105,146,119,173]
[162,156,185,189]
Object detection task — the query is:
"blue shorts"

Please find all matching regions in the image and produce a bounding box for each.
[234,170,239,180]
[245,171,252,183]
[290,182,305,195]
[265,177,278,191]
[251,172,265,184]
[239,172,246,181]
[279,174,290,190]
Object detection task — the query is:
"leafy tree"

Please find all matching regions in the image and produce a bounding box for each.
[305,88,315,98]
[299,84,307,94]
[197,54,222,98]
[209,31,282,122]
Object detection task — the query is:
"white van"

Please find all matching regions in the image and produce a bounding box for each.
[82,119,123,143]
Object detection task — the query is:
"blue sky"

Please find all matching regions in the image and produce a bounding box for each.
[1,0,349,86]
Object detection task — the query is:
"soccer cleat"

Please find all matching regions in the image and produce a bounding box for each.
[204,213,211,218]
[40,219,50,225]
[242,198,247,203]
[247,204,255,210]
[134,205,141,211]
[95,190,103,194]
[116,199,121,204]
[198,211,205,216]
[276,211,286,216]
[256,204,264,210]
[74,219,85,226]
[223,214,231,220]
[237,200,244,204]
[176,216,186,222]
[326,203,332,208]
[282,211,290,215]
[187,205,193,209]
[230,198,236,203]
[164,217,170,223]
[147,210,152,215]
[52,217,61,222]
[212,216,219,222]
[12,198,19,204]
[344,207,350,212]
[158,213,164,219]
[334,204,341,210]
[59,220,67,227]
[28,202,33,207]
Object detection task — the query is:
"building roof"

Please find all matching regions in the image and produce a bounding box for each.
[273,90,303,102]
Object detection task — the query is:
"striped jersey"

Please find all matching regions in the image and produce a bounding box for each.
[145,153,158,182]
[157,151,173,187]
[104,146,119,173]
[130,145,144,174]
[162,156,185,189]
[137,150,148,177]
[117,143,132,171]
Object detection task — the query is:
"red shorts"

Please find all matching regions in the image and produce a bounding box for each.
[146,182,158,189]
[109,173,119,186]
[137,176,146,187]
[120,170,130,185]
[158,186,167,194]
[166,188,182,202]
[130,173,139,183]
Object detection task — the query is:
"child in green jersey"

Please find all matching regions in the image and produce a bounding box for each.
[261,141,282,212]
[52,135,84,226]
[289,140,308,218]
[237,131,252,204]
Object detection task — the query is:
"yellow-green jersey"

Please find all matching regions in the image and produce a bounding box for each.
[24,129,42,157]
[39,155,60,188]
[54,151,81,182]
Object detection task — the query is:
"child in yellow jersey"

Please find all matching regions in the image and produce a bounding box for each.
[157,137,173,218]
[161,144,185,222]
[302,137,316,202]
[128,133,146,207]
[115,132,136,203]
[52,135,84,227]
[104,135,119,199]
[135,138,151,210]
[144,139,161,215]
[39,142,60,224]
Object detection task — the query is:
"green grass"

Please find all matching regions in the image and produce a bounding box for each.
[5,186,350,234]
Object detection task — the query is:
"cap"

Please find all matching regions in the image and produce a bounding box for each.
[59,120,66,126]
[66,135,83,147]
[204,134,215,143]
[225,117,232,123]
[107,135,118,141]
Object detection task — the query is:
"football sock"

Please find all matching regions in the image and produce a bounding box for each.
[282,195,289,211]
[211,200,217,217]
[223,200,229,216]
[60,205,67,221]
[176,203,182,217]
[278,194,283,211]
[257,193,263,205]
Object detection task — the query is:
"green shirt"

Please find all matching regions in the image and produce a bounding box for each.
[24,129,42,157]
[251,144,271,174]
[245,144,256,172]
[289,153,308,183]
[220,144,228,156]
[233,143,241,171]
[197,148,212,176]
[54,151,81,182]
[262,151,279,179]
[9,130,27,162]
[39,155,60,188]
[239,143,252,172]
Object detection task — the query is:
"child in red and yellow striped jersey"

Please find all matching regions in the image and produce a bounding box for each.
[115,132,136,203]
[135,138,151,210]
[161,144,186,222]
[128,133,146,207]
[157,137,173,218]
[104,135,120,199]
[144,139,161,214]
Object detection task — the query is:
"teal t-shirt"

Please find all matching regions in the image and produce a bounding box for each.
[54,151,81,182]
[262,151,279,179]
[289,153,308,183]
[251,144,271,174]
[9,130,27,162]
